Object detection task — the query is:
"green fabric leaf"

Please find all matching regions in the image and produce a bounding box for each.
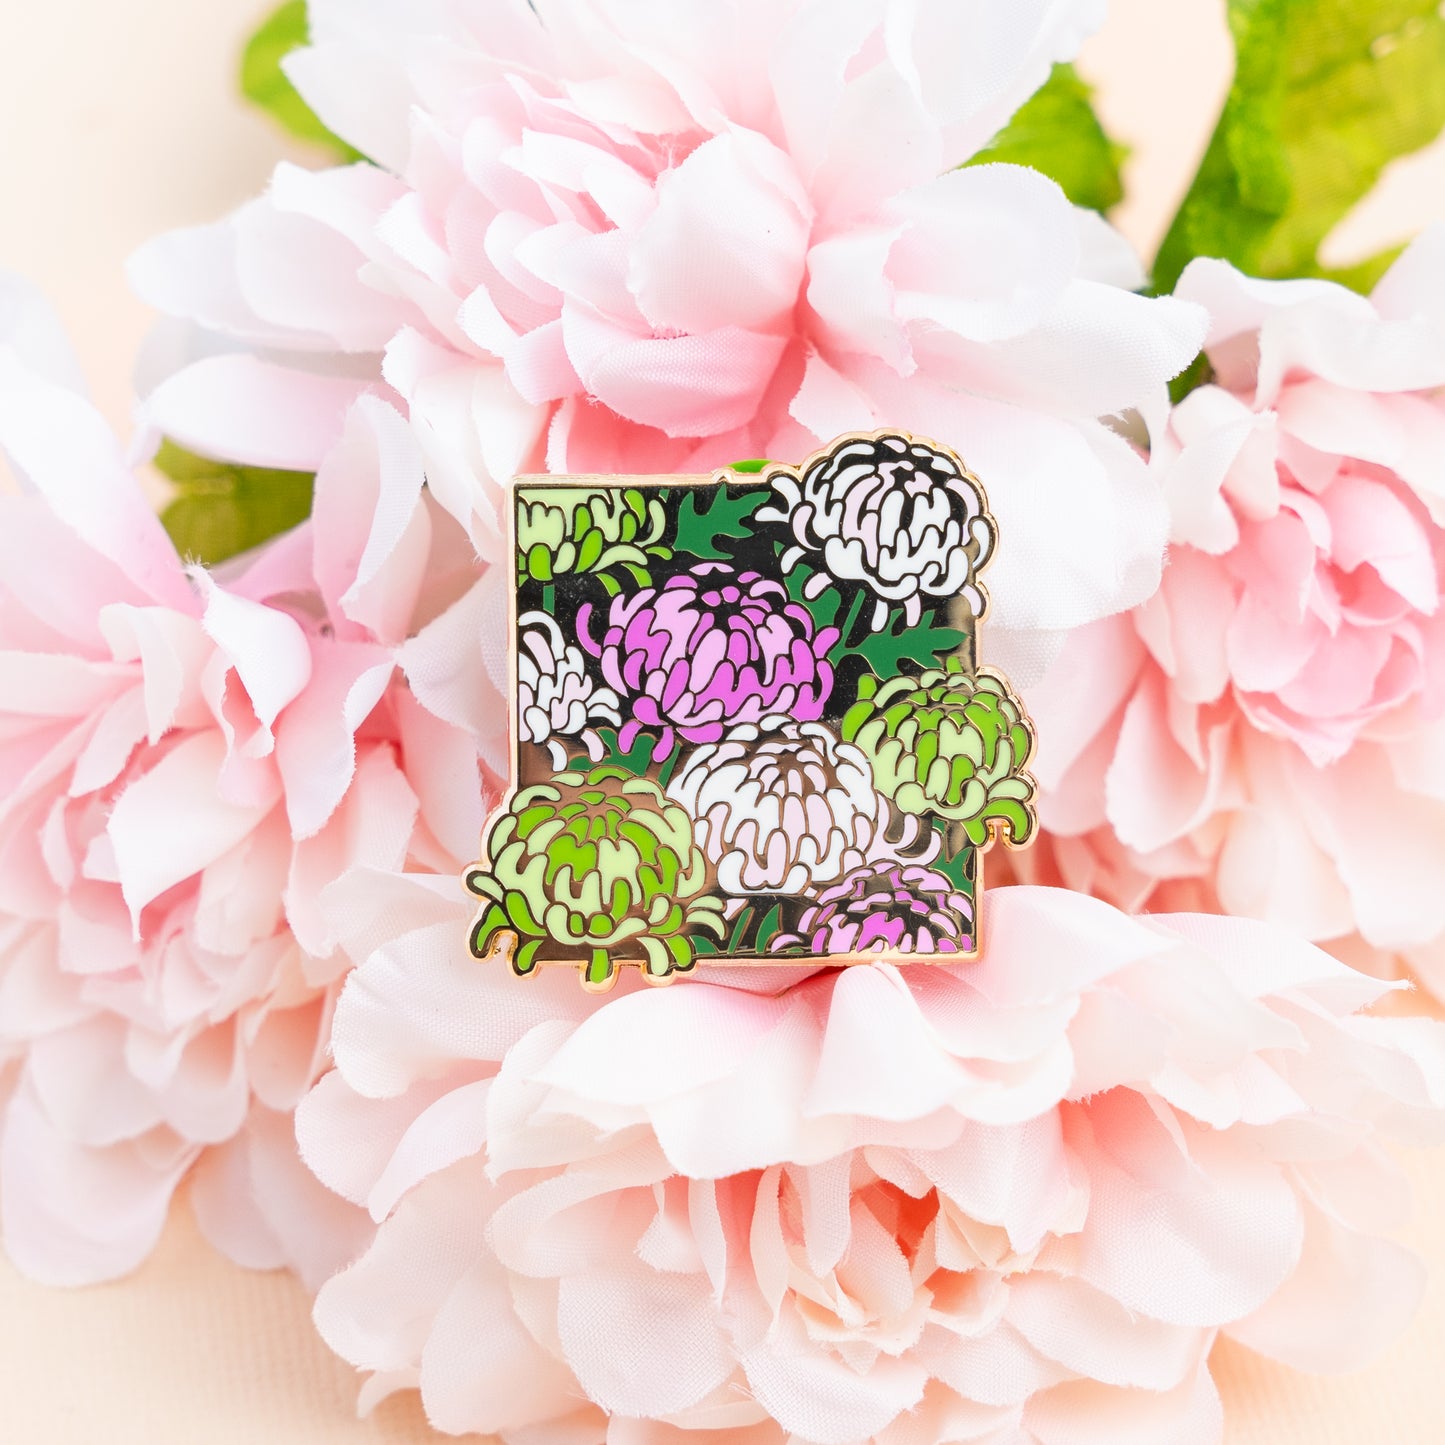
[969,63,1126,214]
[155,440,315,566]
[1154,0,1445,294]
[241,0,364,161]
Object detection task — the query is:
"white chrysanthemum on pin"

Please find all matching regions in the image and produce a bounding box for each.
[666,717,936,895]
[759,433,996,631]
[516,610,622,768]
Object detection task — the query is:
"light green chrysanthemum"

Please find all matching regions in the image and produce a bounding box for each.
[517,487,670,591]
[465,765,723,990]
[841,668,1036,847]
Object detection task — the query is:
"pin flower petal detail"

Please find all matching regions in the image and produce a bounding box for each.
[844,667,1037,846]
[580,563,838,761]
[517,610,622,769]
[771,861,973,955]
[666,718,937,896]
[517,487,670,591]
[466,765,723,989]
[758,433,995,630]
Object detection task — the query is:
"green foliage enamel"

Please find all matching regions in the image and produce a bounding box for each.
[155,440,315,566]
[1154,0,1445,293]
[241,0,364,161]
[466,766,725,987]
[673,483,767,560]
[843,669,1037,847]
[517,488,670,588]
[853,615,969,679]
[970,63,1126,213]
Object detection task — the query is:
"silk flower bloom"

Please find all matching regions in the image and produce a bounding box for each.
[298,877,1445,1444]
[0,284,500,1285]
[130,0,1205,682]
[1025,232,1445,996]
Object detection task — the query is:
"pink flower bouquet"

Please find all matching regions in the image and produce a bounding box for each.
[5,0,1445,1442]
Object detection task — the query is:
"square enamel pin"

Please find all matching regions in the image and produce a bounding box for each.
[465,431,1037,991]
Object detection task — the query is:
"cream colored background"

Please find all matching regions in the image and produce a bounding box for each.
[3,0,1445,1440]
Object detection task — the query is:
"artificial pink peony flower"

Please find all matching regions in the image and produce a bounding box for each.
[297,877,1444,1443]
[1024,229,1445,996]
[0,285,503,1286]
[129,0,1204,681]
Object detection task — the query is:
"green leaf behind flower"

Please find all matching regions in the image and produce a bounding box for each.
[155,440,315,566]
[241,0,364,161]
[1154,0,1445,294]
[969,63,1127,214]
[853,616,969,679]
[672,483,768,560]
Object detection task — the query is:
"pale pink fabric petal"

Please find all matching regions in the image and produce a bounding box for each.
[915,277,1207,420]
[311,395,431,644]
[805,225,912,375]
[420,1260,584,1436]
[563,305,789,439]
[296,1068,459,1207]
[284,746,419,964]
[535,984,794,1107]
[806,966,966,1122]
[558,1262,736,1417]
[1022,1366,1222,1445]
[329,915,592,1097]
[886,165,1078,345]
[192,571,313,733]
[853,370,1169,641]
[0,1087,192,1286]
[397,575,511,776]
[1072,1095,1301,1326]
[739,1306,927,1444]
[313,1163,490,1372]
[1224,1200,1424,1373]
[106,732,281,926]
[23,1016,163,1146]
[894,0,1106,161]
[1006,1274,1202,1391]
[236,184,414,353]
[144,355,368,472]
[272,640,394,839]
[192,1104,374,1291]
[0,372,191,611]
[392,689,487,863]
[630,129,811,334]
[647,997,822,1176]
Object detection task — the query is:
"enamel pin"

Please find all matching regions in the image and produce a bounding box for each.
[465,432,1037,991]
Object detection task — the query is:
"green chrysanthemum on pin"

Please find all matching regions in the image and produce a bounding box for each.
[465,765,723,990]
[517,487,670,592]
[842,666,1037,848]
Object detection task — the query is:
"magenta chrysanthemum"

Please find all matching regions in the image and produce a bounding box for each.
[773,862,973,955]
[580,562,838,759]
